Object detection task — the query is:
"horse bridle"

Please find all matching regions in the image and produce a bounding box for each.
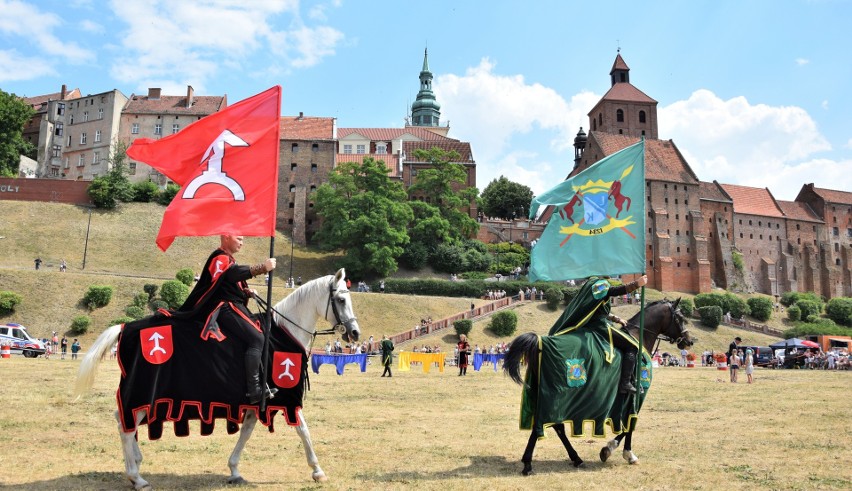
[627,301,690,354]
[323,281,358,337]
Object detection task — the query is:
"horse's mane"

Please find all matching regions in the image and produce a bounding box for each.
[272,274,337,315]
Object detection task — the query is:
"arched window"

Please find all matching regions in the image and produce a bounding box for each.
[639,110,646,123]
[598,113,602,125]
[616,109,624,122]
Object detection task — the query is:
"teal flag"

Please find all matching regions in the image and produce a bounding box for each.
[528,140,645,282]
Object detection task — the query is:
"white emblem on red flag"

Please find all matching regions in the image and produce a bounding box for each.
[141,325,173,364]
[272,351,301,389]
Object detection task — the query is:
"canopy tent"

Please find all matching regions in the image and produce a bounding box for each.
[768,338,812,350]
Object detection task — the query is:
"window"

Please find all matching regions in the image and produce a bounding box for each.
[343,144,352,154]
[639,110,646,123]
[67,135,72,146]
[98,108,104,119]
[310,185,316,192]
[292,143,299,152]
[356,144,366,154]
[796,223,800,230]
[57,103,65,115]
[51,145,61,158]
[78,154,85,167]
[288,202,294,209]
[616,109,624,122]
[55,122,63,136]
[131,123,139,134]
[291,163,297,171]
[289,184,295,192]
[837,258,842,266]
[154,124,162,135]
[311,164,317,173]
[598,113,602,125]
[80,133,87,145]
[172,124,179,134]
[833,227,839,236]
[69,114,74,124]
[377,144,387,154]
[49,167,59,177]
[95,130,101,142]
[312,143,319,152]
[129,162,136,175]
[83,111,89,122]
[93,152,100,164]
[847,228,852,237]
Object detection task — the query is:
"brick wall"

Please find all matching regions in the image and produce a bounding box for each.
[0,178,92,205]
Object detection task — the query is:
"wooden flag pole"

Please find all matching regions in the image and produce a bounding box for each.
[259,236,275,413]
[635,284,646,412]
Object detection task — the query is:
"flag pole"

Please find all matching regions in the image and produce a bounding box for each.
[635,282,646,413]
[259,235,275,413]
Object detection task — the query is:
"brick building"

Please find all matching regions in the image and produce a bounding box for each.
[120,86,227,183]
[569,53,850,297]
[57,89,129,181]
[21,85,82,178]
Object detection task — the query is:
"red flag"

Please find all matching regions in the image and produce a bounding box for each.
[127,86,281,251]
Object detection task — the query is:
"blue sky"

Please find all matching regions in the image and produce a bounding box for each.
[1,0,849,201]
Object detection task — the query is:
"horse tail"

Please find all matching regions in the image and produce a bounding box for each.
[503,332,539,386]
[74,324,122,399]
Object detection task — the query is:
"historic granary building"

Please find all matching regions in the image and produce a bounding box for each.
[569,53,851,298]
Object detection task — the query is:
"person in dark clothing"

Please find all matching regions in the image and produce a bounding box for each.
[178,235,277,404]
[549,275,648,394]
[380,335,394,377]
[457,334,471,376]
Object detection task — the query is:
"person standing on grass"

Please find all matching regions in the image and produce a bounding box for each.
[457,334,471,376]
[744,348,755,384]
[60,336,68,360]
[729,349,740,383]
[380,335,394,377]
[71,339,81,360]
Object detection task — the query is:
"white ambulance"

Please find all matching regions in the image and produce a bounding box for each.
[0,323,47,358]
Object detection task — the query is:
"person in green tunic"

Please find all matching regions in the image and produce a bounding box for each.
[380,335,394,377]
[550,275,648,394]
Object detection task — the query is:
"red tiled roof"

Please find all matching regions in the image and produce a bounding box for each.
[777,200,823,223]
[123,94,226,116]
[403,141,475,163]
[338,127,456,141]
[589,132,699,184]
[280,116,335,140]
[611,54,629,73]
[811,186,852,205]
[595,82,657,105]
[22,88,81,109]
[719,183,784,218]
[336,153,400,177]
[699,180,732,202]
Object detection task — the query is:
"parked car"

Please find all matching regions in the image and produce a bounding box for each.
[0,323,47,358]
[741,345,773,367]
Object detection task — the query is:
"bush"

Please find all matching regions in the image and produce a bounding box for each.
[83,285,113,309]
[156,183,180,205]
[454,319,473,337]
[698,306,723,328]
[825,297,852,327]
[132,293,149,309]
[679,297,694,317]
[805,314,819,323]
[399,242,430,270]
[430,243,467,274]
[489,310,517,336]
[176,268,195,287]
[160,280,190,309]
[780,291,824,308]
[150,300,169,312]
[70,315,91,335]
[0,291,23,315]
[143,284,159,301]
[784,318,850,339]
[747,296,773,322]
[544,287,564,310]
[124,305,146,319]
[795,299,821,319]
[694,292,725,309]
[787,305,801,321]
[131,180,160,202]
[109,316,135,326]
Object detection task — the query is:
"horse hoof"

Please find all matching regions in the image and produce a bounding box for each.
[600,446,611,462]
[312,473,329,482]
[522,469,534,476]
[622,450,639,465]
[226,476,247,485]
[572,460,585,469]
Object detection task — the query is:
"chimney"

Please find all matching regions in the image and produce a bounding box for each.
[186,85,194,108]
[60,84,67,100]
[298,111,304,120]
[148,88,161,100]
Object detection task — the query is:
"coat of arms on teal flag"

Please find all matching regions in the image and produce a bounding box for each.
[528,140,645,282]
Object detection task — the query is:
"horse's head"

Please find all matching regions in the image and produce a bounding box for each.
[666,298,694,350]
[327,268,360,343]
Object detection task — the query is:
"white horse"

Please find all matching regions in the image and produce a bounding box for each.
[75,269,360,490]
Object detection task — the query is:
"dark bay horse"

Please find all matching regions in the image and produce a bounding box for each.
[504,299,692,475]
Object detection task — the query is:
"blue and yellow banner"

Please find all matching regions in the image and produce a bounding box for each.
[528,140,645,282]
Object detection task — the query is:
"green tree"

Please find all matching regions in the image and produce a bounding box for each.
[0,89,36,176]
[313,157,413,278]
[160,280,189,309]
[408,147,479,241]
[88,141,133,209]
[479,175,533,220]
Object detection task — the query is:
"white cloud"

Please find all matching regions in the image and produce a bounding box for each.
[0,50,55,82]
[0,0,93,63]
[795,58,810,66]
[435,59,597,194]
[79,19,104,34]
[660,89,838,200]
[822,100,829,110]
[109,0,342,91]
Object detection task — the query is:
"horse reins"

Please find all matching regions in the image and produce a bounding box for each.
[626,301,689,354]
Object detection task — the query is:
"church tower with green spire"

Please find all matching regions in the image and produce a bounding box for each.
[410,48,441,127]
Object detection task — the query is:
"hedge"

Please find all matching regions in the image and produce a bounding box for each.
[489,310,517,336]
[70,315,91,335]
[825,297,852,327]
[747,296,773,322]
[83,285,113,309]
[0,291,23,315]
[698,305,723,328]
[453,319,472,337]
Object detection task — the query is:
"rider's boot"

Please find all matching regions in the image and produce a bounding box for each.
[245,348,277,404]
[618,350,639,395]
